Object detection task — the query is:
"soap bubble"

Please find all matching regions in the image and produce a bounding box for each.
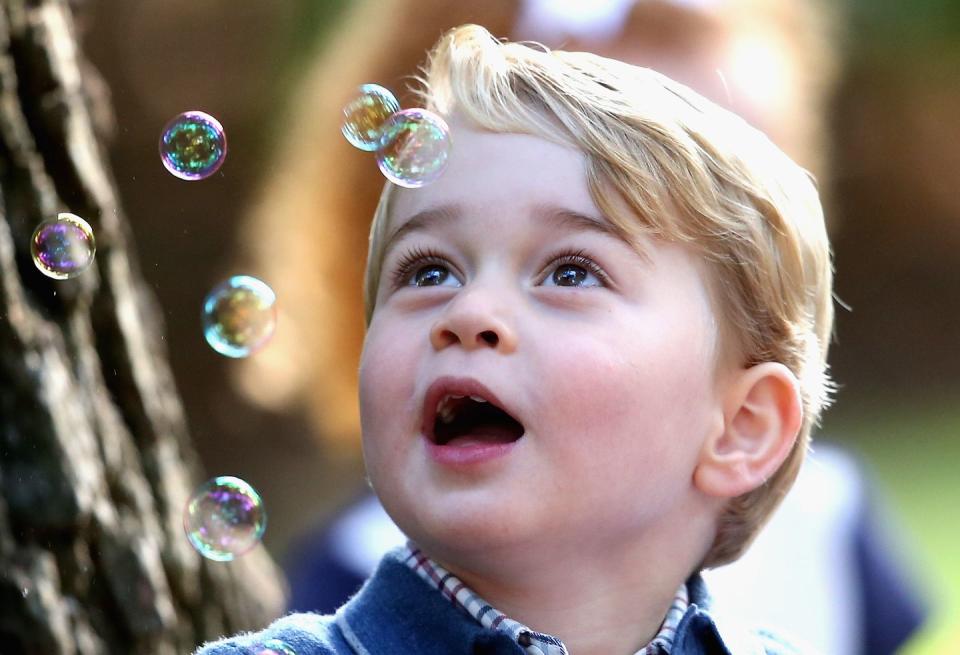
[159,111,227,180]
[341,83,401,151]
[376,108,450,188]
[183,476,266,562]
[31,213,96,279]
[202,275,277,358]
[255,640,297,655]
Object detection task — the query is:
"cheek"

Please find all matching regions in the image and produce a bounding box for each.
[538,318,716,462]
[359,331,411,493]
[358,323,417,441]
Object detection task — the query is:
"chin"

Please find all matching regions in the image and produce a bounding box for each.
[395,494,532,554]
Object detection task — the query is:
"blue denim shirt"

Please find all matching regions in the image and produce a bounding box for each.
[194,547,805,655]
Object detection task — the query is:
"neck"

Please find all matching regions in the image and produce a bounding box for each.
[421,511,717,655]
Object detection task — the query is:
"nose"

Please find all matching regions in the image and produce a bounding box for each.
[429,285,519,353]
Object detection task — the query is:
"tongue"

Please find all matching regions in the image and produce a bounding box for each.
[444,425,519,447]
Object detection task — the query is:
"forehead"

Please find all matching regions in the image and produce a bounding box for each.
[387,120,596,230]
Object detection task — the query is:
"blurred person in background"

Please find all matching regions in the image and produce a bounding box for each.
[229,1,927,653]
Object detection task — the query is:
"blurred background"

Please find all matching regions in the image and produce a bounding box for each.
[80,0,959,652]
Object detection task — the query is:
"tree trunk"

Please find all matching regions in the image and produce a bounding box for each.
[0,2,285,653]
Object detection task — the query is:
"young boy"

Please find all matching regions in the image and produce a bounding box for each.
[196,23,833,655]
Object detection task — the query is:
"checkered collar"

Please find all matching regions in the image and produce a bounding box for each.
[399,541,689,655]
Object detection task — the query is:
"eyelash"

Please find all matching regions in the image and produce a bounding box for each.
[388,245,611,289]
[389,246,445,289]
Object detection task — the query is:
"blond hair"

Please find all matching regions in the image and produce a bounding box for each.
[363,24,835,568]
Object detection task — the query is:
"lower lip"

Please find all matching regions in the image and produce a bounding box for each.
[424,435,519,466]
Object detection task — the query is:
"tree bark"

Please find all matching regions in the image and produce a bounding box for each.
[0,2,285,653]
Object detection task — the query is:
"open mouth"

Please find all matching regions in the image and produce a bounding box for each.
[432,396,525,446]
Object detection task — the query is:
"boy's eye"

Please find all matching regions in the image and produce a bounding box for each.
[553,265,586,286]
[412,264,454,287]
[390,246,461,289]
[543,257,606,288]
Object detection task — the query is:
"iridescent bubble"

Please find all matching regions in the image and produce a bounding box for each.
[255,640,297,655]
[183,476,266,562]
[341,83,401,151]
[31,212,96,279]
[202,275,277,358]
[375,108,450,188]
[159,111,227,180]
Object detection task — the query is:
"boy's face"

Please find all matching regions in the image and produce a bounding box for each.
[359,118,728,562]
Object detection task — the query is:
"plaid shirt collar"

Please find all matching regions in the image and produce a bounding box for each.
[399,541,689,655]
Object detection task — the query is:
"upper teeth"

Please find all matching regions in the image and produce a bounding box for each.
[437,394,488,423]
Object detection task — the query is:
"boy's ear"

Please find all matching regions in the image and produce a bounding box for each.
[693,362,803,499]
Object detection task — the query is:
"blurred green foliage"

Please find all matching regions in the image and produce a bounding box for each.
[850,0,960,58]
[824,400,960,653]
[285,0,351,74]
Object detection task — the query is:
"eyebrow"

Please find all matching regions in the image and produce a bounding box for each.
[382,205,461,259]
[382,203,645,259]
